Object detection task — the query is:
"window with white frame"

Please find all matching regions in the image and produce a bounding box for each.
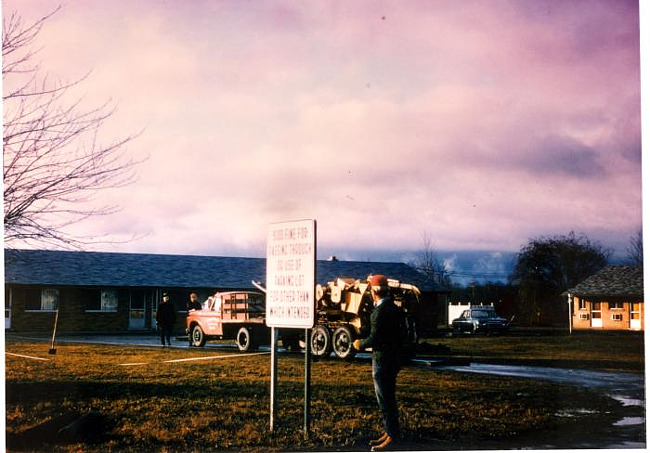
[612,313,623,321]
[608,301,624,310]
[24,288,59,311]
[578,299,587,310]
[579,313,590,320]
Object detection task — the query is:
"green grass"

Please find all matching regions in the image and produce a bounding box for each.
[5,332,642,451]
[422,330,645,372]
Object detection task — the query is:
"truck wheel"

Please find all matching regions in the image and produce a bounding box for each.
[332,326,356,359]
[310,325,332,357]
[190,325,206,347]
[236,326,257,352]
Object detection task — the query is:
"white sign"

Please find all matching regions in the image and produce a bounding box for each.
[265,219,316,328]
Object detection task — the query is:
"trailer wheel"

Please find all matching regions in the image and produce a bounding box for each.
[190,324,206,347]
[332,326,356,359]
[310,325,332,357]
[236,326,257,352]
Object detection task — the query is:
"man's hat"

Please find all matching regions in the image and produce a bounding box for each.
[368,274,388,289]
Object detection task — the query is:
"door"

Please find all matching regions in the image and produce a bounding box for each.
[200,295,223,335]
[630,302,641,330]
[591,302,602,328]
[129,290,146,330]
[5,286,12,329]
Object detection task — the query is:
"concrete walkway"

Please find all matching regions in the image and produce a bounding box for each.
[5,332,237,350]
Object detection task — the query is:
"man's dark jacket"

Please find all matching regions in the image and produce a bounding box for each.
[358,297,403,358]
[156,301,176,327]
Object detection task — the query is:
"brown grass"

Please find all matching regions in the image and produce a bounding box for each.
[5,333,639,452]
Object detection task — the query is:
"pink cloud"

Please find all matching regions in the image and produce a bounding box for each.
[3,0,641,260]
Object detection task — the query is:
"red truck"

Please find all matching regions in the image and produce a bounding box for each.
[186,291,268,351]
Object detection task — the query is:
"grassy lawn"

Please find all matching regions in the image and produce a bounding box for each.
[422,329,645,372]
[5,332,642,452]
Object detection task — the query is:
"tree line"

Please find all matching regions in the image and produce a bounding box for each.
[414,230,642,327]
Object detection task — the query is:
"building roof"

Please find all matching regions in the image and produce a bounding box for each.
[566,265,644,299]
[4,249,444,292]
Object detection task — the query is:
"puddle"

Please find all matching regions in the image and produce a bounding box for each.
[436,362,646,449]
[610,395,645,407]
[613,417,645,427]
[556,408,599,417]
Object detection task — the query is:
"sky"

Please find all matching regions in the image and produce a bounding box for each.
[2,0,644,282]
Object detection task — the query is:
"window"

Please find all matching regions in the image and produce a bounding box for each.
[631,302,641,320]
[84,289,119,312]
[24,288,59,311]
[612,313,623,321]
[578,299,587,310]
[101,290,119,312]
[609,301,624,310]
[42,289,59,310]
[579,313,590,320]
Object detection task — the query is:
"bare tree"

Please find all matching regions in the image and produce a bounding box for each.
[412,231,450,287]
[3,8,143,249]
[626,229,643,266]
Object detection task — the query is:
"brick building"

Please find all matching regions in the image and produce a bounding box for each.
[565,265,644,331]
[4,249,447,335]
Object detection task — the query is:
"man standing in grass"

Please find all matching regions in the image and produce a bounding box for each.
[156,292,176,348]
[353,274,403,451]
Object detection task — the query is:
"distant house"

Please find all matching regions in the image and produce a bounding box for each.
[565,265,644,332]
[4,249,447,335]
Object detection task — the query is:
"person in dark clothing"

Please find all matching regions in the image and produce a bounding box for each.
[156,292,176,347]
[353,274,403,452]
[187,292,202,311]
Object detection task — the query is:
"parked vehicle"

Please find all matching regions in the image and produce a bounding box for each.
[186,291,268,351]
[451,307,509,335]
[311,277,420,359]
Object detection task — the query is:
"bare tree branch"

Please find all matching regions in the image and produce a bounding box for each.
[3,7,146,249]
[410,231,451,287]
[626,229,643,266]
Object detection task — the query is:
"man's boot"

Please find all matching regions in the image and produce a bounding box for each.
[371,435,396,452]
[368,432,388,447]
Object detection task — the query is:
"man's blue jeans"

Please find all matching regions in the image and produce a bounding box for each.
[372,352,401,439]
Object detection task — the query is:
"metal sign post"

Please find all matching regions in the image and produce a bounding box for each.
[567,293,573,335]
[304,327,311,437]
[270,327,278,431]
[265,219,316,435]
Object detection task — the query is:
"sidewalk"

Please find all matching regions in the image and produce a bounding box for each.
[5,332,236,350]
